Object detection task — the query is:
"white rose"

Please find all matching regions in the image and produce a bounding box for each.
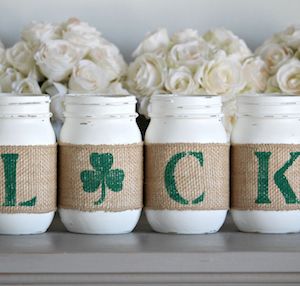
[6,41,35,75]
[87,44,127,82]
[276,59,300,94]
[224,39,252,61]
[295,47,300,59]
[0,68,24,92]
[13,77,41,94]
[168,39,211,70]
[260,33,284,46]
[132,28,170,58]
[105,82,129,95]
[34,40,80,81]
[62,18,103,57]
[28,66,45,82]
[242,56,269,92]
[0,41,5,62]
[199,55,245,95]
[222,93,237,138]
[203,28,252,61]
[255,43,293,74]
[165,66,196,94]
[126,53,167,96]
[278,25,300,50]
[171,29,199,44]
[137,95,151,117]
[0,45,6,76]
[0,64,6,77]
[265,75,281,93]
[50,94,65,122]
[193,69,213,94]
[68,60,110,93]
[21,21,61,48]
[203,28,237,46]
[41,80,67,96]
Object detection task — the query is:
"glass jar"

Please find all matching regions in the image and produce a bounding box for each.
[145,94,229,234]
[59,94,143,234]
[231,94,300,233]
[0,94,56,235]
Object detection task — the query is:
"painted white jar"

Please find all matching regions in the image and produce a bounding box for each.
[59,94,142,234]
[145,94,229,234]
[231,94,300,234]
[0,94,56,235]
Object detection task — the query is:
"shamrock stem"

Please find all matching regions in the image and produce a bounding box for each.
[95,178,106,205]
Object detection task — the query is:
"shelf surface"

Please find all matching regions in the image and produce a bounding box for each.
[1,214,300,285]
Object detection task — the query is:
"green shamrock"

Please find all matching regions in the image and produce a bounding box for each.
[80,153,125,205]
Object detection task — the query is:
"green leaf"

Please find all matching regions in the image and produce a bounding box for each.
[80,170,101,193]
[106,169,125,192]
[90,153,113,173]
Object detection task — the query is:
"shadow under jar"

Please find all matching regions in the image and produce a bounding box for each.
[0,94,56,235]
[145,94,229,234]
[231,94,300,234]
[59,94,143,234]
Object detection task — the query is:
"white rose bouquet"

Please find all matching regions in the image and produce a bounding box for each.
[125,28,259,134]
[255,25,300,95]
[0,18,128,137]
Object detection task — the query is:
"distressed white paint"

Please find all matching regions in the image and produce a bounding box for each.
[59,95,142,234]
[0,94,56,235]
[231,94,300,234]
[145,94,228,234]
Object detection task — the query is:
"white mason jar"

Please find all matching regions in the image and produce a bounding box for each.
[231,94,300,234]
[145,94,229,234]
[59,94,142,234]
[0,94,56,235]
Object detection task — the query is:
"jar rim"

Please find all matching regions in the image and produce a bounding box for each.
[238,93,300,105]
[151,93,221,98]
[151,94,222,105]
[239,93,300,99]
[0,93,50,105]
[66,93,134,98]
[65,94,137,106]
[148,94,223,118]
[255,93,289,96]
[0,93,49,97]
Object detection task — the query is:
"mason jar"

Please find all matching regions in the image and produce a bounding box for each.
[231,94,300,233]
[145,94,229,234]
[59,94,143,234]
[0,94,56,235]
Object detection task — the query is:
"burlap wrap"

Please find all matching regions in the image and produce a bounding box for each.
[145,143,230,210]
[59,143,143,212]
[231,144,300,211]
[0,145,57,214]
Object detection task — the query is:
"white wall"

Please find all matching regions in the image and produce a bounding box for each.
[0,0,299,60]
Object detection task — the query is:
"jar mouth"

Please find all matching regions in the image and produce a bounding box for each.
[66,93,133,98]
[149,94,222,118]
[249,93,298,97]
[0,93,50,105]
[152,93,222,100]
[237,93,300,118]
[65,94,137,106]
[238,93,300,106]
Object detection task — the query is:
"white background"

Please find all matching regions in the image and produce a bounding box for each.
[0,0,299,60]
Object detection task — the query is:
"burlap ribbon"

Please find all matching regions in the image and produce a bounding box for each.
[145,143,229,210]
[59,143,143,212]
[0,145,57,214]
[231,144,300,211]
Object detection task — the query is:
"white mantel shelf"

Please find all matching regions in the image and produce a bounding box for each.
[0,215,300,285]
